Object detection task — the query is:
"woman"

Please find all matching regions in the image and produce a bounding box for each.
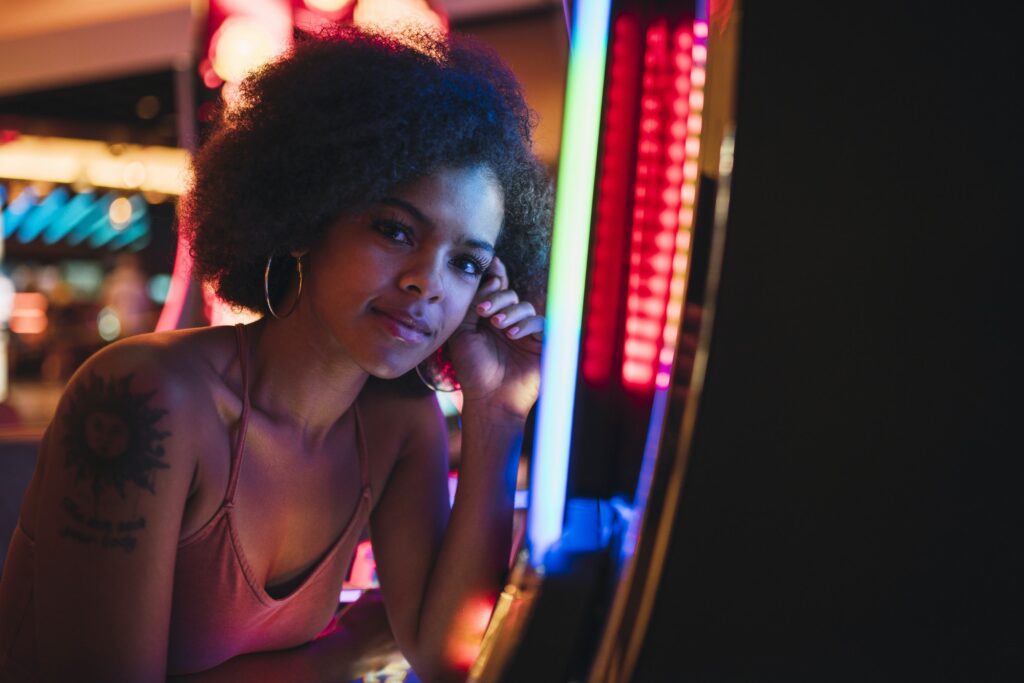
[0,27,551,682]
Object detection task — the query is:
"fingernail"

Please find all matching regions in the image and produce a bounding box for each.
[492,313,505,325]
[477,301,492,313]
[507,326,520,337]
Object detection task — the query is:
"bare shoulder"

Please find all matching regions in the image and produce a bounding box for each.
[19,327,241,680]
[20,327,238,535]
[61,326,234,428]
[80,325,234,380]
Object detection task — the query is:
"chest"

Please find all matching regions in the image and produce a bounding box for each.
[181,410,367,587]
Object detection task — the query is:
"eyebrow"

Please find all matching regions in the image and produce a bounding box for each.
[380,196,496,254]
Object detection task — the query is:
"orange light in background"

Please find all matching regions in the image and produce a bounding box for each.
[121,160,146,189]
[10,292,48,335]
[210,16,288,84]
[108,196,133,228]
[0,137,187,194]
[304,0,352,11]
[353,0,448,36]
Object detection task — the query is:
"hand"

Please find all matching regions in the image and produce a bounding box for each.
[446,256,543,420]
[315,590,406,679]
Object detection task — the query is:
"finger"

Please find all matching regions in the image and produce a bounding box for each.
[486,256,510,291]
[478,273,502,297]
[470,274,502,311]
[503,315,544,341]
[475,288,519,317]
[461,275,502,328]
[488,301,536,329]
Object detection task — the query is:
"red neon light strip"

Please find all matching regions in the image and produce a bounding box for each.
[621,17,706,393]
[621,20,679,392]
[582,14,640,386]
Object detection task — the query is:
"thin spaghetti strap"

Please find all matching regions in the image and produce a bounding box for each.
[352,398,371,497]
[225,323,252,504]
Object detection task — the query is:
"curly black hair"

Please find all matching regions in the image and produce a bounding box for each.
[181,26,553,313]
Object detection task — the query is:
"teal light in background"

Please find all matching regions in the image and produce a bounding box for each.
[2,185,38,238]
[18,187,69,243]
[66,193,113,245]
[126,233,151,252]
[90,195,147,248]
[146,274,172,304]
[528,0,612,564]
[107,214,151,250]
[1,188,150,250]
[62,261,104,298]
[42,190,96,244]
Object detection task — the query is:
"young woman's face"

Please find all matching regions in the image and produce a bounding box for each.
[305,166,504,378]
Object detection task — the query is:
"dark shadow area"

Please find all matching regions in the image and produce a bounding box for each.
[634,2,1022,681]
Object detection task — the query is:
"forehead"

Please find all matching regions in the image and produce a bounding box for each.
[389,166,504,242]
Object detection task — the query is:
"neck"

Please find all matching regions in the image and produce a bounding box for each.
[246,305,368,445]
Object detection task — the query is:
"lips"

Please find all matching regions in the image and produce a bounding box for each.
[372,307,433,343]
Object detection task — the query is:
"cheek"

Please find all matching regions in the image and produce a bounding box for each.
[439,283,481,336]
[310,243,382,301]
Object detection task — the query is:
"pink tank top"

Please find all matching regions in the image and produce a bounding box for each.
[0,323,372,678]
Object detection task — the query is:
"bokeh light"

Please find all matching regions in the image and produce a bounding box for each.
[108,196,133,228]
[211,17,285,84]
[97,306,122,341]
[304,0,351,11]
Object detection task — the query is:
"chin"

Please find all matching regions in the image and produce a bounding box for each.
[367,367,410,381]
[358,354,420,381]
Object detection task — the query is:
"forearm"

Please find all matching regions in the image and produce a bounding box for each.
[166,645,322,683]
[412,404,523,681]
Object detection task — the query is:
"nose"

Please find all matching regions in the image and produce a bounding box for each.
[399,253,445,302]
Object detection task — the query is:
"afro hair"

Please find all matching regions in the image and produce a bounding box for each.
[181,26,553,314]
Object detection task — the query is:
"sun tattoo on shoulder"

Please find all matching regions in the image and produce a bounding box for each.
[62,372,171,498]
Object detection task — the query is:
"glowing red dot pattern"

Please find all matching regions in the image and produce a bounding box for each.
[581,16,708,395]
[620,19,707,393]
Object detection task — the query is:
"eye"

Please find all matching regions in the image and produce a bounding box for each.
[373,220,413,245]
[452,254,490,277]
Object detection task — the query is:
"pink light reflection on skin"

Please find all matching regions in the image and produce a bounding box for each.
[446,595,497,671]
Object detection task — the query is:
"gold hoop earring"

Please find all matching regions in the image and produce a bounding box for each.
[264,253,303,319]
[415,345,460,392]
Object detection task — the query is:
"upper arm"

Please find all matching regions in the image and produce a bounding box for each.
[366,389,451,663]
[30,341,201,681]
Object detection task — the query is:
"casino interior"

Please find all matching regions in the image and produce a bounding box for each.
[1,0,1019,681]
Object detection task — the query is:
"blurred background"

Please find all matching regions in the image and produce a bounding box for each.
[0,0,568,431]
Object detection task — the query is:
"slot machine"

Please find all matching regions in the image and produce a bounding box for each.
[466,0,1020,680]
[464,0,741,680]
